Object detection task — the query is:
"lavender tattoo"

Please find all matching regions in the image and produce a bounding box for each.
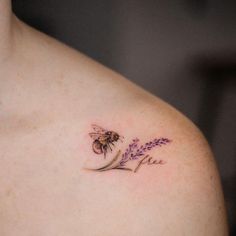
[119,138,171,166]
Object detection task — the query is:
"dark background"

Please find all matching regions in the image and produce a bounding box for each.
[12,0,236,234]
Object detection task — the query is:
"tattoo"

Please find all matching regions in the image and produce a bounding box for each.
[120,138,170,166]
[89,124,123,158]
[85,124,171,173]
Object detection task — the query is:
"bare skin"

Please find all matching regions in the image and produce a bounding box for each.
[0,1,228,235]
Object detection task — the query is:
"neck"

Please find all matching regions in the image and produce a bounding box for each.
[0,0,15,63]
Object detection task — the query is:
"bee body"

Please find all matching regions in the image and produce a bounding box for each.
[89,125,123,158]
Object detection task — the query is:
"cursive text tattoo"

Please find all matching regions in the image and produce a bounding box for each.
[85,124,171,173]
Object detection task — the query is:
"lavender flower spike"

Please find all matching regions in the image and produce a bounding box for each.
[120,138,171,166]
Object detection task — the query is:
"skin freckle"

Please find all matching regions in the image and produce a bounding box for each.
[6,189,12,197]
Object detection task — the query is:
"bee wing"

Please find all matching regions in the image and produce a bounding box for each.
[89,133,101,140]
[91,124,107,133]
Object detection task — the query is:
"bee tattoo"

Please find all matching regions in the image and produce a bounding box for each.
[89,124,123,158]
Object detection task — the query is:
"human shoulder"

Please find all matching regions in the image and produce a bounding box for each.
[80,89,228,235]
[21,20,228,234]
[0,17,227,236]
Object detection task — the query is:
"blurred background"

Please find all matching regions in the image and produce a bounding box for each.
[12,0,236,234]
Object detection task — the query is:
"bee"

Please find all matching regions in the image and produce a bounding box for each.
[89,124,123,158]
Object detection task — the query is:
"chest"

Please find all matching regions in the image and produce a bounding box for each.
[0,117,165,236]
[0,122,128,235]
